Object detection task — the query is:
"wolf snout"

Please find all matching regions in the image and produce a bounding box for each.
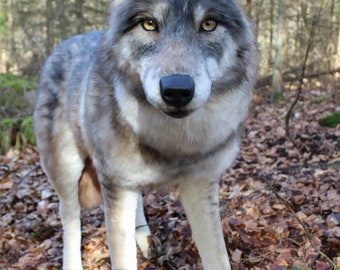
[160,74,195,108]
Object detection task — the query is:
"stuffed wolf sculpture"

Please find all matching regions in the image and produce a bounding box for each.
[34,0,259,269]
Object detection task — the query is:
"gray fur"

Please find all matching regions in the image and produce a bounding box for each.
[34,0,259,269]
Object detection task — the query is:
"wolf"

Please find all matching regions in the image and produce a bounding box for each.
[34,0,259,269]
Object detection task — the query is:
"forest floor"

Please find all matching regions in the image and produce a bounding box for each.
[0,79,339,270]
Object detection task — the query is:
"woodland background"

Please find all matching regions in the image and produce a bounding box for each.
[0,0,339,269]
[0,0,340,90]
[0,0,340,112]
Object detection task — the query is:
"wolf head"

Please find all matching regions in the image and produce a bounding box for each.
[100,0,258,119]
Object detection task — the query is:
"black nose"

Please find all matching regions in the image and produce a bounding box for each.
[160,74,195,108]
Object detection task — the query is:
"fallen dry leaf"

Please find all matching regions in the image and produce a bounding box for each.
[1,80,339,269]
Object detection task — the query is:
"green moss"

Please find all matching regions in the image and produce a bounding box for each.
[0,0,8,37]
[319,113,340,128]
[271,91,285,104]
[0,116,35,154]
[309,96,325,105]
[20,116,35,145]
[0,73,37,111]
[0,73,36,91]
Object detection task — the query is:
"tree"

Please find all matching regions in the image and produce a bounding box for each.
[270,0,284,103]
[0,0,111,75]
[0,0,339,81]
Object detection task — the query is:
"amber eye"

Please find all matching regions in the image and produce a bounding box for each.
[141,18,158,31]
[201,19,217,32]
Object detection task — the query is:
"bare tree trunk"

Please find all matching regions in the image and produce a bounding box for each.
[269,0,274,69]
[45,0,53,56]
[271,0,284,103]
[331,0,340,72]
[0,0,9,72]
[9,0,20,72]
[245,0,252,14]
[75,0,85,34]
[336,27,340,74]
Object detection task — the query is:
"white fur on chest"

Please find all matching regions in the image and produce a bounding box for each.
[116,83,251,156]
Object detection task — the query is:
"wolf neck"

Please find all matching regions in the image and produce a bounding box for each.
[118,99,240,158]
[112,77,247,158]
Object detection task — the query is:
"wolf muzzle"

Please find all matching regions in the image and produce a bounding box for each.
[160,74,195,108]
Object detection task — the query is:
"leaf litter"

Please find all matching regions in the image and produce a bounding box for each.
[0,80,339,269]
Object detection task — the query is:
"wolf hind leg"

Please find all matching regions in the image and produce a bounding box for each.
[38,125,85,270]
[58,174,83,270]
[178,178,231,270]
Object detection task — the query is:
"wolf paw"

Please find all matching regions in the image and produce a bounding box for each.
[136,224,153,258]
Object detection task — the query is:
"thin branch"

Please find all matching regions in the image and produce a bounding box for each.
[16,164,40,187]
[22,28,47,61]
[256,67,340,88]
[264,177,339,269]
[285,2,324,149]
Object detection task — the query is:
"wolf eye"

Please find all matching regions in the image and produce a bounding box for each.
[201,19,217,32]
[141,18,158,31]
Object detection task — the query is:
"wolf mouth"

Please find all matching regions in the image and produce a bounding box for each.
[164,110,193,118]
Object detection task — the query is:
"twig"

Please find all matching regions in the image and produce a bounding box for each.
[255,67,340,88]
[22,28,47,61]
[285,2,323,149]
[264,177,338,269]
[16,164,40,187]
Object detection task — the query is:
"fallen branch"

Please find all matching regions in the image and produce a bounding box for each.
[255,67,340,88]
[17,164,40,187]
[264,177,339,269]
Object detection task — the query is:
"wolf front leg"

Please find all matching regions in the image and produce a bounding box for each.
[178,178,231,270]
[101,183,140,270]
[135,193,152,258]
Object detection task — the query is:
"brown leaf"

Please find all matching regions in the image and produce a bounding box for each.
[231,249,243,263]
[0,177,14,190]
